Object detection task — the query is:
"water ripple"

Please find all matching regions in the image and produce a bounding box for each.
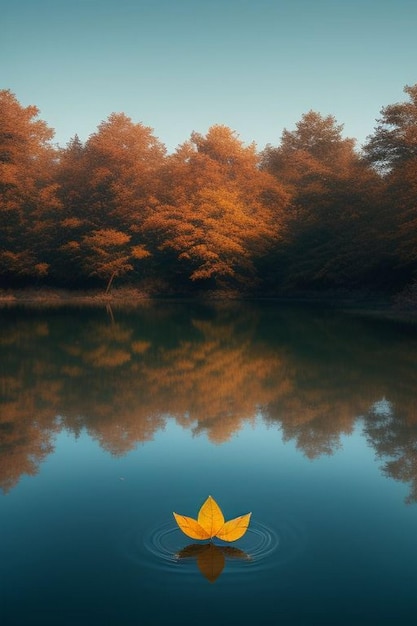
[124,516,305,579]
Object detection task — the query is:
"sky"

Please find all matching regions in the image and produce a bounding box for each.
[2,0,417,153]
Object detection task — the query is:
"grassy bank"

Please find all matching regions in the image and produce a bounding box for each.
[0,286,416,323]
[0,287,152,307]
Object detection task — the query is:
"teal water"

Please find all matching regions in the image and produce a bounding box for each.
[1,302,417,625]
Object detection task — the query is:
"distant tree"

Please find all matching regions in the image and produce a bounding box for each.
[363,84,417,173]
[0,90,60,284]
[144,125,289,291]
[263,110,356,174]
[261,111,385,292]
[363,84,417,291]
[55,135,86,220]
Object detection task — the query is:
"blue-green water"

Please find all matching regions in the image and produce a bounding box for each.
[1,302,417,625]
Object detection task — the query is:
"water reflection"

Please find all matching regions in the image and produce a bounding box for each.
[0,303,416,500]
[364,398,417,504]
[176,542,250,582]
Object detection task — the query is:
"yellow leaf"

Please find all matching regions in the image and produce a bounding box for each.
[197,495,225,538]
[216,513,252,542]
[172,513,210,540]
[173,496,251,542]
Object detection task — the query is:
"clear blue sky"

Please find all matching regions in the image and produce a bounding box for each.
[2,0,417,153]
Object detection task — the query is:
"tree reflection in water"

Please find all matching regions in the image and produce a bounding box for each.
[0,303,416,500]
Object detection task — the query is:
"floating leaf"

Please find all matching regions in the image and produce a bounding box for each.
[172,513,210,540]
[216,513,252,542]
[173,495,251,542]
[197,495,225,537]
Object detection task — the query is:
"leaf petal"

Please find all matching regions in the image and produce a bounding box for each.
[197,495,225,538]
[215,512,252,542]
[173,513,211,540]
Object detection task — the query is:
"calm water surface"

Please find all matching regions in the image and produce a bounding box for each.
[1,301,417,625]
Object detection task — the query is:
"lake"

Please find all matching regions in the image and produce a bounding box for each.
[1,301,417,625]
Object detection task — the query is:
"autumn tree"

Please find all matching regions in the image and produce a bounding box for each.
[56,113,165,286]
[364,84,417,173]
[63,228,151,292]
[261,111,384,292]
[144,125,289,291]
[263,111,356,174]
[363,84,417,293]
[0,90,60,284]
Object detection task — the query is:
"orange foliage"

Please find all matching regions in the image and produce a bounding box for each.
[0,90,60,279]
[144,125,289,287]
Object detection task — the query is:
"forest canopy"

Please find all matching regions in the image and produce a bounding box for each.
[1,84,417,302]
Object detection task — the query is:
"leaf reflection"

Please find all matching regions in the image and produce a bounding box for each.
[176,542,250,583]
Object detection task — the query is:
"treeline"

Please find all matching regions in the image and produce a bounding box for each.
[1,85,417,299]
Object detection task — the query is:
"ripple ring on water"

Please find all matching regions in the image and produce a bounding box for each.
[126,517,303,575]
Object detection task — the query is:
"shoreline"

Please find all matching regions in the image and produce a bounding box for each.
[0,287,153,306]
[0,286,416,322]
